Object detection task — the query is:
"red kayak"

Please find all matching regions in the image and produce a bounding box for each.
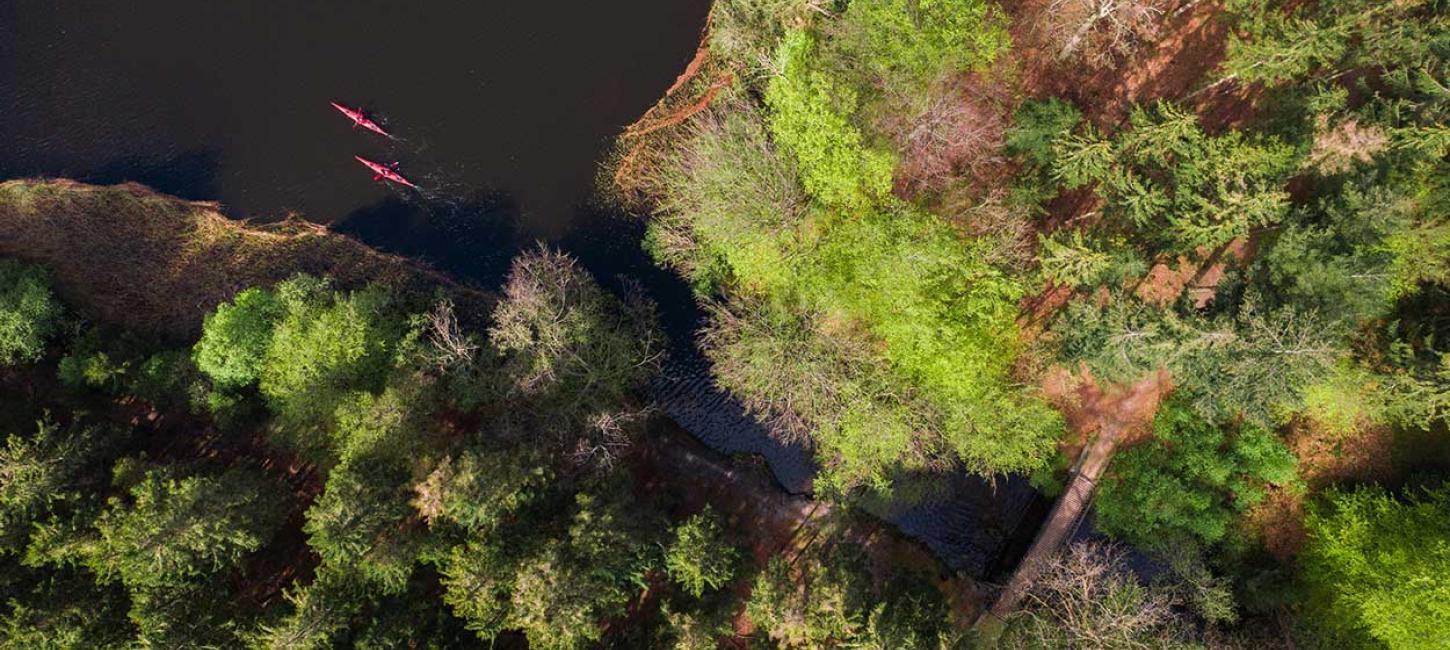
[330,101,392,138]
[355,156,419,189]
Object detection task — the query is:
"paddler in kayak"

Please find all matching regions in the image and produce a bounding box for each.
[331,101,392,138]
[354,156,419,189]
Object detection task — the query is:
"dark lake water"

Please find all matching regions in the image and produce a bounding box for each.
[0,0,1042,576]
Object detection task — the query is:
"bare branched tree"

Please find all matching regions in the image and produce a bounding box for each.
[569,408,654,472]
[876,75,1010,195]
[423,298,479,372]
[1044,0,1171,69]
[1002,541,1187,649]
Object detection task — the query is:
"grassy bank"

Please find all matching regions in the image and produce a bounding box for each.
[0,179,491,340]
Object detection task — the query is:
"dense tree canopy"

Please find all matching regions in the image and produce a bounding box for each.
[1096,402,1298,548]
[1298,484,1450,648]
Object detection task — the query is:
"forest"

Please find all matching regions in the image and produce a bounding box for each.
[2,0,1449,648]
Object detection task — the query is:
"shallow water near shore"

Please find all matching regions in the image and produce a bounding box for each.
[0,0,1041,575]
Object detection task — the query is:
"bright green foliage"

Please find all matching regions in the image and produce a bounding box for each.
[192,275,409,447]
[664,507,740,598]
[194,287,285,389]
[260,279,405,431]
[1299,484,1450,649]
[1051,102,1299,251]
[439,490,664,649]
[87,467,285,590]
[1301,363,1394,437]
[702,296,939,490]
[799,204,1058,477]
[661,92,1058,488]
[304,457,420,594]
[765,30,895,211]
[836,0,1009,89]
[1096,403,1298,548]
[0,258,63,366]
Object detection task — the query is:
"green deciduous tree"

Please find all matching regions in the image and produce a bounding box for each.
[1298,484,1450,649]
[260,279,405,433]
[834,0,1010,90]
[765,30,895,211]
[194,287,285,389]
[194,275,411,453]
[0,258,64,366]
[647,105,808,296]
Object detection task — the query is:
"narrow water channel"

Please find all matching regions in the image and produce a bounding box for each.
[0,0,1041,576]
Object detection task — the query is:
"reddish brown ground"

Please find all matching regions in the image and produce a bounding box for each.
[1248,418,1401,561]
[1042,366,1175,457]
[1003,0,1258,132]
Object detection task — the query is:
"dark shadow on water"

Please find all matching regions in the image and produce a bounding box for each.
[332,190,521,289]
[558,206,822,494]
[80,149,221,201]
[560,204,1047,576]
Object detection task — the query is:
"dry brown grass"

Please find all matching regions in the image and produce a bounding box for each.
[0,179,491,340]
